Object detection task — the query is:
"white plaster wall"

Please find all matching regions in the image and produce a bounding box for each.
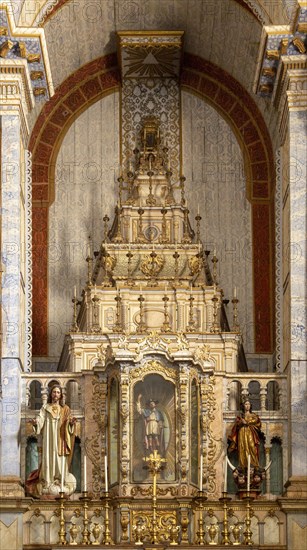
[48,93,120,357]
[182,91,254,353]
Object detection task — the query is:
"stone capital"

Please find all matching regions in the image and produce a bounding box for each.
[0,59,35,138]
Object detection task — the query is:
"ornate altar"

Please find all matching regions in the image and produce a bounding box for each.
[21,31,287,549]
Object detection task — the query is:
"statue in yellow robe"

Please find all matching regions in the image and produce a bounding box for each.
[228,399,261,469]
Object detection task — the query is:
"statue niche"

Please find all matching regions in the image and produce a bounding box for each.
[133,373,175,483]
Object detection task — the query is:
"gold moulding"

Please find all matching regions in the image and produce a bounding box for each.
[33,87,46,96]
[0,39,13,57]
[27,53,41,63]
[31,70,44,80]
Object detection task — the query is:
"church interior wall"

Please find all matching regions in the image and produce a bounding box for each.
[47,90,255,361]
[48,93,119,358]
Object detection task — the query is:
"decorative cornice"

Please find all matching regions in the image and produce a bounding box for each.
[254,5,307,98]
[0,3,54,100]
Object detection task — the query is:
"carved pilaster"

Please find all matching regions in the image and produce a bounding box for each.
[178,363,189,493]
[199,374,221,495]
[119,363,131,495]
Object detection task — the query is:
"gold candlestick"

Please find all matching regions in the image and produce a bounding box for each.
[194,490,207,545]
[126,250,134,286]
[71,296,79,333]
[219,492,232,546]
[211,251,218,285]
[91,290,101,333]
[113,291,122,332]
[146,156,156,205]
[79,491,91,545]
[159,206,169,243]
[101,491,113,545]
[243,493,254,546]
[180,175,186,206]
[211,290,220,333]
[113,204,123,243]
[172,250,180,286]
[165,168,175,205]
[137,291,146,333]
[149,250,158,287]
[232,297,240,332]
[143,450,166,544]
[86,253,93,286]
[102,249,112,287]
[186,294,196,332]
[137,208,146,243]
[162,293,172,332]
[182,208,191,243]
[57,491,67,546]
[195,214,202,243]
[103,215,110,242]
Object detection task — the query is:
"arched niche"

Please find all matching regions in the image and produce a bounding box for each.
[132,372,175,483]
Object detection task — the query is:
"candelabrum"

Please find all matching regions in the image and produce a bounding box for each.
[117,175,123,207]
[102,250,112,287]
[103,215,110,242]
[172,250,180,286]
[149,250,158,286]
[113,204,123,243]
[162,293,172,332]
[232,296,240,332]
[211,251,218,284]
[101,491,113,545]
[126,168,135,205]
[113,292,122,332]
[146,159,156,205]
[182,208,192,243]
[137,208,147,243]
[210,290,220,333]
[180,175,186,206]
[86,253,93,286]
[70,296,79,333]
[79,491,91,545]
[159,206,169,243]
[195,214,202,242]
[194,490,208,545]
[126,250,134,286]
[165,168,175,205]
[219,491,232,546]
[57,491,67,545]
[137,291,147,333]
[186,294,196,332]
[243,492,254,546]
[91,291,101,333]
[143,450,166,544]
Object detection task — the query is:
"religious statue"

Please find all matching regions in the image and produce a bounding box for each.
[26,384,76,497]
[228,399,262,469]
[136,394,165,455]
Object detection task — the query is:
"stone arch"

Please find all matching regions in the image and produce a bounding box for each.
[30,54,274,357]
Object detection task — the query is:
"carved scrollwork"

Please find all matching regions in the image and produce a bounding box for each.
[140,253,164,276]
[131,359,177,381]
[200,375,223,494]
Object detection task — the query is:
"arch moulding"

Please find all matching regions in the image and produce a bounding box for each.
[30,53,274,357]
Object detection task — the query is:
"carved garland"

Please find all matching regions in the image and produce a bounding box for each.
[199,375,223,494]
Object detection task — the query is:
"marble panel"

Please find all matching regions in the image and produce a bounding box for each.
[0,359,22,477]
[48,93,120,357]
[289,111,307,359]
[181,91,254,353]
[1,115,21,358]
[290,359,307,476]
